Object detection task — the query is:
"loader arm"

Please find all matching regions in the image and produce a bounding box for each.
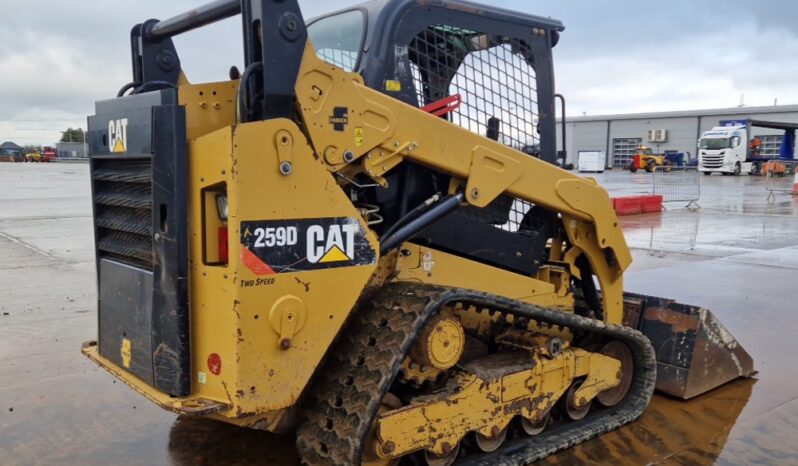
[294,43,631,324]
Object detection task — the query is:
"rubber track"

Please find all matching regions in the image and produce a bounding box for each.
[295,283,657,466]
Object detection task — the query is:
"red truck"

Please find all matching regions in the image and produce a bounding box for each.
[42,147,56,162]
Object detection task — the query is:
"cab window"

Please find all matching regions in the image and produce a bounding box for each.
[307,10,366,72]
[700,138,730,150]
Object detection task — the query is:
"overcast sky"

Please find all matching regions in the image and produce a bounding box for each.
[2,0,797,145]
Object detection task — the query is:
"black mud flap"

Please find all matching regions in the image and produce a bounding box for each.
[623,293,755,399]
[88,89,190,397]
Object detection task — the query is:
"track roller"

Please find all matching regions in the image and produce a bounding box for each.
[520,412,549,436]
[564,381,591,421]
[474,427,508,453]
[425,443,460,466]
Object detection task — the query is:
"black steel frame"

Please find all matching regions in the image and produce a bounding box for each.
[129,0,306,120]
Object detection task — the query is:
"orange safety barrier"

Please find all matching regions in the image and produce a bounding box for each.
[612,195,663,216]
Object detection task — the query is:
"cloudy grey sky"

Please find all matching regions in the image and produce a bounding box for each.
[2,0,797,145]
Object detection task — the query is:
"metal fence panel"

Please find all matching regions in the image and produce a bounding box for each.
[653,166,701,209]
[764,160,798,202]
[647,213,700,257]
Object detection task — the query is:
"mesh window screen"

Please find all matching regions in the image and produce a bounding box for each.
[409,26,540,151]
[409,26,542,233]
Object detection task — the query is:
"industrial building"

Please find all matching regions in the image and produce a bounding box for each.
[0,141,23,159]
[55,142,88,159]
[559,104,798,168]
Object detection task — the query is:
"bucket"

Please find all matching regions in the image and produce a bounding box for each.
[623,293,755,399]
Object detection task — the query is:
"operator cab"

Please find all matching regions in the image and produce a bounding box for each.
[308,0,565,275]
[308,0,562,159]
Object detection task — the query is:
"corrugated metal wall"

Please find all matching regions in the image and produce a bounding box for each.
[561,108,798,168]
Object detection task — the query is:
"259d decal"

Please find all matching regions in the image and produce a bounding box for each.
[240,217,376,275]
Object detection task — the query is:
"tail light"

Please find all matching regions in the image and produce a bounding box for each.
[207,353,222,375]
[218,226,229,263]
[202,185,228,265]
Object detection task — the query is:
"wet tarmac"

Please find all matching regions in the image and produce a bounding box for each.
[1,164,797,465]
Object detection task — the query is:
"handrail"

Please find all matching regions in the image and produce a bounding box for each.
[145,0,241,40]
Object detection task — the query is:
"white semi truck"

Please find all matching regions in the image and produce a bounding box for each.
[698,119,796,176]
[698,125,750,176]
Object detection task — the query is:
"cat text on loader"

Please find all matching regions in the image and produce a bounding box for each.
[81,1,754,464]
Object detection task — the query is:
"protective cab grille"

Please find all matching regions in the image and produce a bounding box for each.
[399,25,554,275]
[408,25,542,233]
[92,159,153,269]
[409,25,539,154]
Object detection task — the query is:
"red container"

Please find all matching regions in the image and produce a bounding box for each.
[613,196,642,216]
[640,195,663,213]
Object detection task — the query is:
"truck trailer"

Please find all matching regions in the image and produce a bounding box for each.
[699,119,798,176]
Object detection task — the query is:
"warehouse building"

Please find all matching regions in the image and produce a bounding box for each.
[558,104,798,168]
[56,142,88,159]
[0,141,24,159]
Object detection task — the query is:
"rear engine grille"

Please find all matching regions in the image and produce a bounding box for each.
[93,159,153,269]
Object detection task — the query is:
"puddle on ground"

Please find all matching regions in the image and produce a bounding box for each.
[160,378,768,466]
[537,379,757,465]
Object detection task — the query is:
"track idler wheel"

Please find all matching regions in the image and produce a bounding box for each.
[564,381,591,421]
[597,340,634,407]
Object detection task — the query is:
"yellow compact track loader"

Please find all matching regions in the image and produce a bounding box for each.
[81,1,754,464]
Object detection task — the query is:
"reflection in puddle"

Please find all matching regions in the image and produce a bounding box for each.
[537,378,755,465]
[164,379,755,466]
[621,212,700,257]
[621,209,798,257]
[168,416,298,466]
[646,214,700,257]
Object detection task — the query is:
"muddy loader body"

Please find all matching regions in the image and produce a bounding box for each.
[82,1,753,464]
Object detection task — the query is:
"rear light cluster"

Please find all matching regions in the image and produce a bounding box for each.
[216,193,229,263]
[202,186,228,266]
[207,353,222,375]
[218,226,229,263]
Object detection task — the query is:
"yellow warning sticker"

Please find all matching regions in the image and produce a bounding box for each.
[355,127,364,147]
[120,338,132,368]
[385,80,401,92]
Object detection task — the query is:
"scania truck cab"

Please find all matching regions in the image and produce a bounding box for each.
[698,126,748,176]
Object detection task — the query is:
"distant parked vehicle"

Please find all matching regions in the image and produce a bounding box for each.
[25,151,43,162]
[698,120,798,176]
[627,146,671,173]
[42,147,57,162]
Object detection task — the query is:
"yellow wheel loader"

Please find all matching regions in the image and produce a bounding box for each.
[628,146,671,173]
[81,1,754,465]
[25,151,42,162]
